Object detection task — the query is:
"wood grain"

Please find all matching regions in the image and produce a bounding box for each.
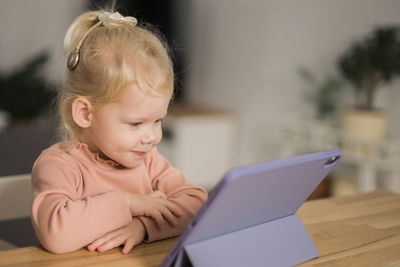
[1,190,399,266]
[0,237,177,267]
[297,190,400,266]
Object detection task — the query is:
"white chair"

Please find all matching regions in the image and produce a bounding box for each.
[0,174,31,221]
[0,173,36,250]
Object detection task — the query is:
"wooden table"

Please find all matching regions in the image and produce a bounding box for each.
[1,190,400,266]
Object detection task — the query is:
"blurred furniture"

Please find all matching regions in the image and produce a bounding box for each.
[0,174,39,249]
[0,122,55,176]
[0,174,31,221]
[1,190,399,266]
[158,105,237,190]
[278,119,400,193]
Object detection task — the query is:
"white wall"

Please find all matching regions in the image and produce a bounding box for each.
[0,0,86,82]
[186,0,400,165]
[1,0,400,167]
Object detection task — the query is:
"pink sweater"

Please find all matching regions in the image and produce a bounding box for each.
[31,142,207,253]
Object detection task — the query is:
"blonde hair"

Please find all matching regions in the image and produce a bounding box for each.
[58,9,174,140]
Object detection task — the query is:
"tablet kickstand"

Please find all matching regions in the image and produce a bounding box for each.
[182,214,319,267]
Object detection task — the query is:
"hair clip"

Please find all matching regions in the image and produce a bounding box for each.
[98,11,137,27]
[67,12,137,70]
[66,19,102,70]
[67,49,80,70]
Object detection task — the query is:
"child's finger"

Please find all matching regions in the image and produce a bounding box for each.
[144,209,164,230]
[152,198,183,217]
[163,201,183,217]
[88,232,117,251]
[149,190,167,199]
[122,237,139,254]
[97,233,125,252]
[159,206,178,227]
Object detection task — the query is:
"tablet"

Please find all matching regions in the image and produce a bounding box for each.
[161,149,341,267]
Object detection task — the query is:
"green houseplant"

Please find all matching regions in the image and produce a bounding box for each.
[298,67,343,120]
[337,25,400,142]
[0,51,57,176]
[0,51,56,123]
[338,25,400,110]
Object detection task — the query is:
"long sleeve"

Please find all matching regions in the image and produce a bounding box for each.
[31,156,132,254]
[139,149,208,242]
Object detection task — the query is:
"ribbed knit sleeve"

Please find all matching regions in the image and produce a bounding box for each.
[31,155,132,254]
[139,149,208,242]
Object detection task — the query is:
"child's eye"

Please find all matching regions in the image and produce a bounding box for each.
[130,122,142,127]
[155,119,163,124]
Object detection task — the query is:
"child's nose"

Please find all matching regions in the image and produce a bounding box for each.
[141,129,157,144]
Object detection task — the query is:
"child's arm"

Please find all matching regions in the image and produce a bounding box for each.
[138,148,208,242]
[121,191,183,229]
[87,191,177,254]
[87,217,146,254]
[31,156,132,254]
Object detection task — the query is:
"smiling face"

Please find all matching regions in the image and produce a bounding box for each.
[80,83,170,168]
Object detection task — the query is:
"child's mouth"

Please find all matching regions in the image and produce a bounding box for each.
[133,151,146,157]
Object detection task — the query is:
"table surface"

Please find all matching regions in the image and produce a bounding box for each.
[1,190,399,267]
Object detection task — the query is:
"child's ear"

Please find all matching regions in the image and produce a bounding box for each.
[71,97,93,128]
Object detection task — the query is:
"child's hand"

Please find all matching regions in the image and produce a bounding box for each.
[149,190,168,199]
[87,218,146,254]
[122,191,183,229]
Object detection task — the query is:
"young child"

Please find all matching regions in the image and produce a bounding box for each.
[31,8,208,254]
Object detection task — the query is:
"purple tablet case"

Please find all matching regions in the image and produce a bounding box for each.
[161,149,341,267]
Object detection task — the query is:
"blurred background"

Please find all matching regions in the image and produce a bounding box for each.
[1,0,400,249]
